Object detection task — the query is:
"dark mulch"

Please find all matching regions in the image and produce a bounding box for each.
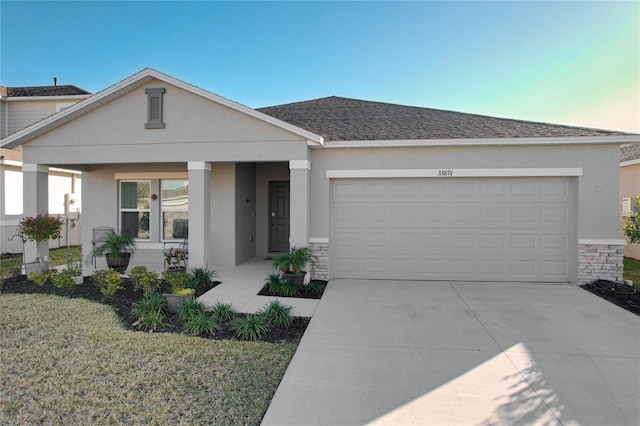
[1,275,310,344]
[581,280,640,316]
[258,280,327,299]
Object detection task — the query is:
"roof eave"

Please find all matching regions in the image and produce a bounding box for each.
[2,94,92,102]
[315,135,640,149]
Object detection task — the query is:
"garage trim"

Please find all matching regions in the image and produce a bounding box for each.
[327,168,582,179]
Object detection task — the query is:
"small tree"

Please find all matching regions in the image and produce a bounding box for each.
[623,195,640,244]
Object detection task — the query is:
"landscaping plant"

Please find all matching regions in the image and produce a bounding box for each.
[623,195,640,244]
[164,271,190,294]
[29,271,52,286]
[92,269,124,296]
[182,312,221,336]
[52,270,75,288]
[232,314,271,341]
[209,301,238,323]
[188,266,216,293]
[132,293,168,331]
[260,300,293,328]
[177,298,207,322]
[272,246,317,275]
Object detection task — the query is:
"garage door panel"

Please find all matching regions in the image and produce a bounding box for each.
[331,177,572,282]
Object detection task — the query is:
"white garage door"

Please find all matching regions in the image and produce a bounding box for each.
[330,177,573,282]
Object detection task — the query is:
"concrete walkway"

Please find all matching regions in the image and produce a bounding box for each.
[262,279,640,426]
[198,257,319,317]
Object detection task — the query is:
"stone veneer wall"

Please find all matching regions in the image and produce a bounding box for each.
[309,241,329,281]
[578,243,624,285]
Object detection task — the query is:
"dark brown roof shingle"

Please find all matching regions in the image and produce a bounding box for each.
[258,96,632,141]
[2,85,91,97]
[621,144,640,162]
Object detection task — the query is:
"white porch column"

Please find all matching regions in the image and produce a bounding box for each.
[23,164,49,262]
[289,160,310,248]
[188,161,211,268]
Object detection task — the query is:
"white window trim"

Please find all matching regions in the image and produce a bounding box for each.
[114,172,187,180]
[326,168,583,179]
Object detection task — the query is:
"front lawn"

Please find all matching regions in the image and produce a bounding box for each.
[0,293,295,425]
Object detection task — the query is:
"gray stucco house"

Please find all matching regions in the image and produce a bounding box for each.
[2,68,638,284]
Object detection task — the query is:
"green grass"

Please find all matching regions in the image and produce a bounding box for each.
[0,293,296,425]
[0,246,82,281]
[623,257,640,287]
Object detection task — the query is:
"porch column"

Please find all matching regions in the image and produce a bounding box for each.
[289,160,310,248]
[23,164,49,262]
[188,161,211,268]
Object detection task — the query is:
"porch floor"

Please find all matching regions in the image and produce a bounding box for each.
[198,257,320,317]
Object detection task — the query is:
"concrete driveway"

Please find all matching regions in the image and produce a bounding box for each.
[262,280,640,426]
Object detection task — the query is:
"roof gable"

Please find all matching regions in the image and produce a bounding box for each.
[0,69,323,149]
[259,96,633,141]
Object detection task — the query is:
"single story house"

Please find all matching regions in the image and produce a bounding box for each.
[1,68,638,284]
[620,144,640,260]
[1,84,90,253]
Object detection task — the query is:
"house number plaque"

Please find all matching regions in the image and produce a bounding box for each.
[437,169,453,176]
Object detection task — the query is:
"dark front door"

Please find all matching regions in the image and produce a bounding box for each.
[269,181,290,252]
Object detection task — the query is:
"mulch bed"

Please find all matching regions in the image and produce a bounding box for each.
[1,275,310,344]
[581,280,640,316]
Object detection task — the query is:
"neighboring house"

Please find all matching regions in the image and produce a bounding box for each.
[620,144,640,260]
[1,68,638,285]
[0,84,91,253]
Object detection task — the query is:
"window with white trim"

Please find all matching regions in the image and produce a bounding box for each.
[120,181,150,239]
[161,180,189,240]
[118,178,189,241]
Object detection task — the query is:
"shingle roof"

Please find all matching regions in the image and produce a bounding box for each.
[0,148,22,162]
[621,144,640,162]
[2,85,91,97]
[258,96,631,141]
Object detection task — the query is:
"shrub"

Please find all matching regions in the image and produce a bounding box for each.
[232,315,271,341]
[188,266,216,293]
[164,272,190,293]
[260,300,293,328]
[306,281,326,296]
[132,293,168,331]
[264,273,300,297]
[52,270,75,289]
[92,269,124,296]
[177,298,207,322]
[624,195,640,244]
[265,273,284,293]
[30,271,52,286]
[183,312,220,336]
[275,280,300,297]
[129,265,147,290]
[210,301,237,323]
[137,270,161,297]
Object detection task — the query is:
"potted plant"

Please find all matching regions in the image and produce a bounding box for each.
[93,231,136,273]
[162,272,194,313]
[17,214,64,277]
[272,246,318,286]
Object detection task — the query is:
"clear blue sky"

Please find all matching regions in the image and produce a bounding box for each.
[1,1,638,132]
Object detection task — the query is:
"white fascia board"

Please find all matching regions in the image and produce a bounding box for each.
[620,159,640,167]
[326,168,583,179]
[0,159,22,167]
[317,135,639,149]
[0,68,324,149]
